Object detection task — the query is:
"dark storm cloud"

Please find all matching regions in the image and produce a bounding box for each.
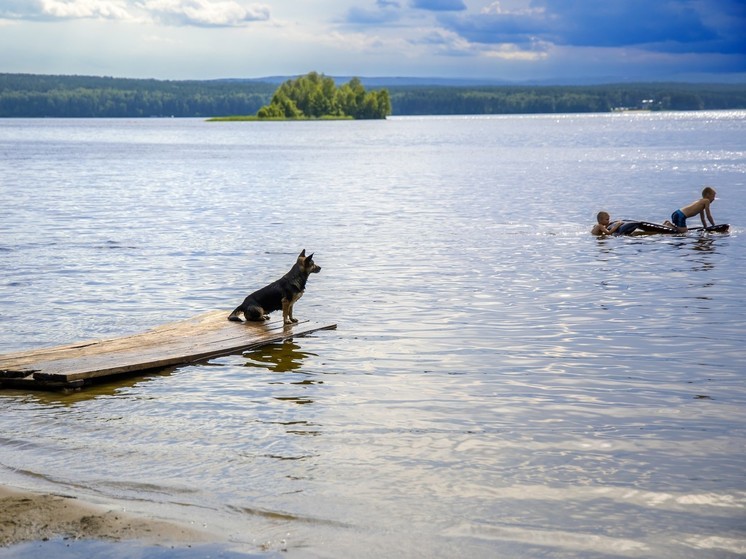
[439,0,746,55]
[536,0,717,48]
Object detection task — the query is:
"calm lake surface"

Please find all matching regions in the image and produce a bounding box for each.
[1,113,745,558]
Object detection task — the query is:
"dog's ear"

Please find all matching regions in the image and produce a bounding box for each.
[307,252,314,261]
[299,249,306,258]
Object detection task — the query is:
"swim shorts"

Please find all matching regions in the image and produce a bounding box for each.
[671,209,687,228]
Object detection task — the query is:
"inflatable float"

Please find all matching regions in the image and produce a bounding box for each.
[614,221,730,236]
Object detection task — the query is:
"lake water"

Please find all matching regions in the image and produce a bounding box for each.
[1,113,745,558]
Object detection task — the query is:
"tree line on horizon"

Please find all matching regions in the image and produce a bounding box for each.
[390,83,746,114]
[0,73,276,118]
[1,73,745,118]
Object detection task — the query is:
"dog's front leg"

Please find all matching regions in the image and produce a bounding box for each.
[282,299,298,324]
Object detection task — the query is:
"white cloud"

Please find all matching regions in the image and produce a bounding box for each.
[416,26,548,60]
[0,0,270,27]
[42,0,132,19]
[481,0,544,16]
[139,0,269,27]
[482,41,549,61]
[0,0,134,20]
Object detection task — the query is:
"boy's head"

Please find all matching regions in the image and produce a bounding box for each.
[702,186,716,200]
[596,211,610,225]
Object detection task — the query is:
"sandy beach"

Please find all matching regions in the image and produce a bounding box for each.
[0,485,210,549]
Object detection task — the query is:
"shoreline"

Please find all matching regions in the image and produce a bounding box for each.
[0,484,211,549]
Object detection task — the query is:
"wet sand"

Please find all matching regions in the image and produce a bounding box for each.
[0,485,211,550]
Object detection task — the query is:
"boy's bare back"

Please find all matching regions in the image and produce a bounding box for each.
[680,197,711,218]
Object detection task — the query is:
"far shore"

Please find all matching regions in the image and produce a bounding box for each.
[207,115,355,121]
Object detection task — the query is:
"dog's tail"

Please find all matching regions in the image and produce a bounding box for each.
[227,306,243,322]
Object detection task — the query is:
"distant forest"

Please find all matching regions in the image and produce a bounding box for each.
[391,83,746,115]
[1,73,745,118]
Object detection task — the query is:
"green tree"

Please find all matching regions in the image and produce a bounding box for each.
[257,92,303,118]
[255,72,390,119]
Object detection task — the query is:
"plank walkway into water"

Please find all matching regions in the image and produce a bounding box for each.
[0,310,336,391]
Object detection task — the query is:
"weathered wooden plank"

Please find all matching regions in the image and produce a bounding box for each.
[0,310,336,390]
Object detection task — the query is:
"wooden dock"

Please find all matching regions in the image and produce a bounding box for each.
[0,311,336,391]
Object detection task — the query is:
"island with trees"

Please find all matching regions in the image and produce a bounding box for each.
[213,71,392,120]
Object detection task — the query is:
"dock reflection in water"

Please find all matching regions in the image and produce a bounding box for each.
[242,340,317,373]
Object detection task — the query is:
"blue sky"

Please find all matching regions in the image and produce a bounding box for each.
[1,0,744,82]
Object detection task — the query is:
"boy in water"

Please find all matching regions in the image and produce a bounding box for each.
[664,186,717,233]
[591,211,623,236]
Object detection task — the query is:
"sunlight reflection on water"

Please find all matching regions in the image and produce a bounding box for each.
[1,114,745,557]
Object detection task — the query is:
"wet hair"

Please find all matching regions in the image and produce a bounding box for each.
[702,186,716,198]
[596,211,609,223]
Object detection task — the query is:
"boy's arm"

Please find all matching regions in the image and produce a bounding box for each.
[592,224,610,235]
[699,209,707,227]
[704,201,715,226]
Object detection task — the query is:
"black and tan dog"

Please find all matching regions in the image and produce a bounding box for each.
[228,250,321,324]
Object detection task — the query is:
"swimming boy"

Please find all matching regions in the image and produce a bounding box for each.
[591,211,623,236]
[664,187,717,233]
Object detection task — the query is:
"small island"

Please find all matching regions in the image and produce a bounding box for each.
[210,71,391,121]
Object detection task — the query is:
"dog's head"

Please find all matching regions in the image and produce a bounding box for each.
[298,249,321,274]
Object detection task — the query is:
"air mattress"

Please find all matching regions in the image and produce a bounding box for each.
[614,221,729,236]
